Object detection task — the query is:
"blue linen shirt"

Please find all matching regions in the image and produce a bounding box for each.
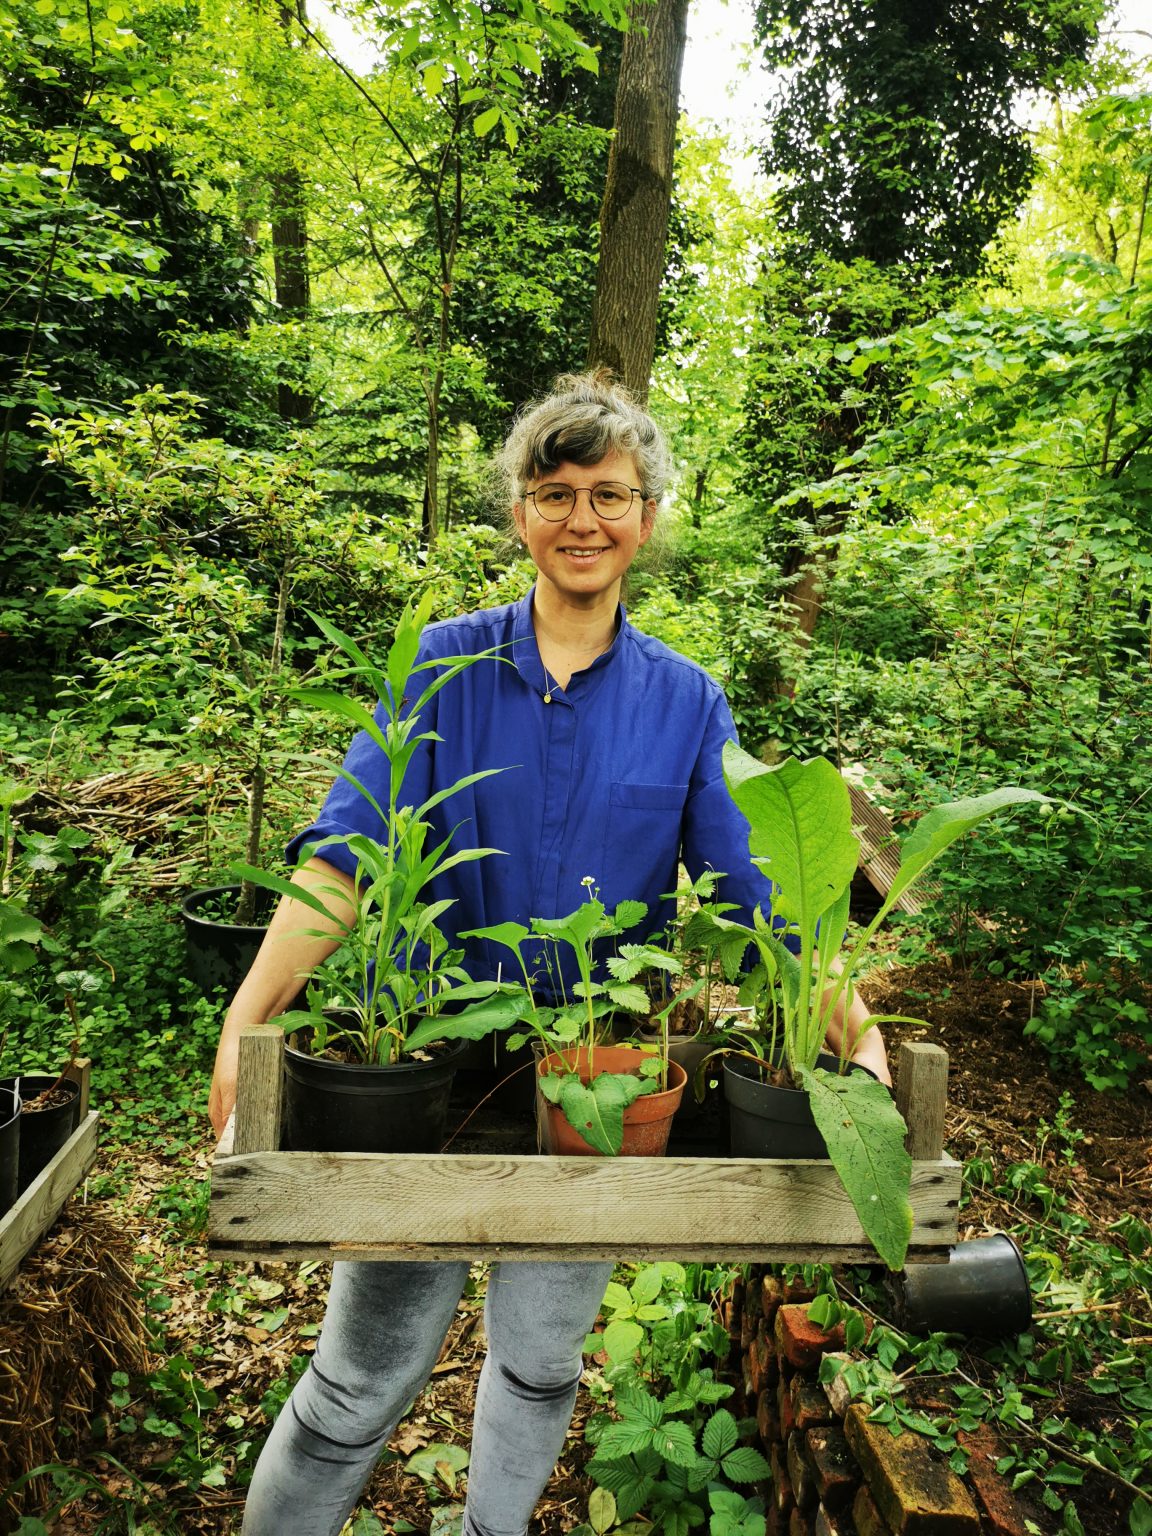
[287,587,776,996]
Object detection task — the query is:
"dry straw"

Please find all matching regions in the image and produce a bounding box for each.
[0,1202,148,1529]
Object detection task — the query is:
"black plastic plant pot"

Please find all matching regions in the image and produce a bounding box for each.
[0,1074,81,1195]
[181,884,277,999]
[723,1051,874,1160]
[895,1234,1032,1339]
[0,1085,21,1219]
[283,1035,470,1153]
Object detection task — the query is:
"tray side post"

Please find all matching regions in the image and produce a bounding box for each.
[233,1025,284,1154]
[895,1041,948,1160]
[63,1057,92,1118]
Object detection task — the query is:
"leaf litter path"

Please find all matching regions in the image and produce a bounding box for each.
[29,960,1152,1535]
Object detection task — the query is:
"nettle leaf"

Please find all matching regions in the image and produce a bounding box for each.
[800,1066,913,1270]
[601,1319,643,1363]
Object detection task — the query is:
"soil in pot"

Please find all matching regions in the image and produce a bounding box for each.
[537,1045,687,1157]
[181,884,278,999]
[0,1073,82,1194]
[0,1085,20,1219]
[723,1051,880,1160]
[283,1031,470,1153]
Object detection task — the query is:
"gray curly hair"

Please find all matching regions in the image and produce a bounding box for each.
[498,370,672,509]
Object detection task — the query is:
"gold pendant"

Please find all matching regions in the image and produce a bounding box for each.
[543,692,552,704]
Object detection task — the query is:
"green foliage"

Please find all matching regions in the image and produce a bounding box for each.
[754,0,1104,279]
[582,1263,767,1536]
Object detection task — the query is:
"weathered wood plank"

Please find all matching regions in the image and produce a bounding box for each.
[209,1150,960,1261]
[0,1111,100,1293]
[896,1043,949,1161]
[234,1025,283,1155]
[207,1239,949,1265]
[63,1057,92,1119]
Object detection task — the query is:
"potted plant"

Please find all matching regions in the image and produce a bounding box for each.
[463,884,688,1157]
[689,745,1050,1269]
[626,869,745,1125]
[231,595,528,1153]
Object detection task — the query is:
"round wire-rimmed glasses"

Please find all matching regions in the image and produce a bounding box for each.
[525,481,642,521]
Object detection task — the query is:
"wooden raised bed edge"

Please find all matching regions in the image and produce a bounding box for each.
[209,1033,960,1265]
[0,1059,100,1293]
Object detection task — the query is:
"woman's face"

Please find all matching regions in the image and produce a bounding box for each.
[513,450,655,612]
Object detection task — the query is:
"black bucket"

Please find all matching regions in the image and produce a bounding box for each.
[895,1234,1032,1338]
[283,1036,469,1153]
[724,1051,871,1159]
[1,1074,82,1194]
[181,884,276,999]
[0,1086,21,1218]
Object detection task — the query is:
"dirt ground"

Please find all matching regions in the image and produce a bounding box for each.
[11,958,1152,1535]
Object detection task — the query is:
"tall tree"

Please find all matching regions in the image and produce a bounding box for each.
[756,0,1104,282]
[743,0,1106,703]
[586,0,688,399]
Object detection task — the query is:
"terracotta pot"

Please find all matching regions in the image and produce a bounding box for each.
[536,1044,687,1157]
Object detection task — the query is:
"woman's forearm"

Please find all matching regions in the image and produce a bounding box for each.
[208,857,357,1135]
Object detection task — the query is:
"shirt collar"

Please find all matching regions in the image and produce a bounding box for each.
[513,584,628,695]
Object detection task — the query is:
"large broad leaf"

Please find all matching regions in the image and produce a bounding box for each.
[799,1066,914,1271]
[886,786,1051,915]
[404,987,534,1052]
[541,1071,655,1156]
[722,745,859,939]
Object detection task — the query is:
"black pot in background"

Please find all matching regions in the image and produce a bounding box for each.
[0,1074,82,1194]
[0,1086,21,1219]
[283,1032,470,1153]
[894,1234,1032,1338]
[724,1050,879,1159]
[181,884,276,999]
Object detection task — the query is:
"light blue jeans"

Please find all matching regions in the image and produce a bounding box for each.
[242,1259,613,1536]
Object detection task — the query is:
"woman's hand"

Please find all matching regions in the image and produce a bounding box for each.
[206,857,357,1140]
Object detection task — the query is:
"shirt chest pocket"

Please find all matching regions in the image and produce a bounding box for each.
[599,781,689,910]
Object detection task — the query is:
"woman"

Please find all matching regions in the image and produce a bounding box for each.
[209,372,888,1536]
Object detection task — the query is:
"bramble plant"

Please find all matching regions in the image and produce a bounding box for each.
[691,746,1051,1269]
[233,595,527,1065]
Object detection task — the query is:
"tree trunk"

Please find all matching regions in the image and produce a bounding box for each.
[586,0,688,401]
[271,0,312,423]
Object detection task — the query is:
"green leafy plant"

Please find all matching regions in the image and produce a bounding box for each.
[690,746,1051,1268]
[462,886,681,1154]
[233,594,526,1065]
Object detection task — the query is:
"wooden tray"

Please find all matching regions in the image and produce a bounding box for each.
[209,1035,958,1265]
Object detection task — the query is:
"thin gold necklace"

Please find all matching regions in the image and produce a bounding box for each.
[542,660,558,704]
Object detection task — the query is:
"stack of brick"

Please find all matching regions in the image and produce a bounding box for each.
[719,1267,1031,1536]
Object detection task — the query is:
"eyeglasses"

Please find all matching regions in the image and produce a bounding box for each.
[525,481,642,521]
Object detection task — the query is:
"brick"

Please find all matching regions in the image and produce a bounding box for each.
[757,1387,781,1447]
[791,1375,835,1431]
[777,1374,796,1440]
[844,1406,981,1536]
[787,1432,818,1512]
[957,1425,1033,1536]
[776,1305,846,1371]
[749,1338,765,1396]
[742,1308,758,1348]
[853,1484,896,1536]
[789,1508,816,1536]
[770,1442,795,1516]
[814,1506,852,1536]
[821,1353,857,1418]
[767,1503,790,1536]
[742,1361,755,1405]
[806,1425,860,1512]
